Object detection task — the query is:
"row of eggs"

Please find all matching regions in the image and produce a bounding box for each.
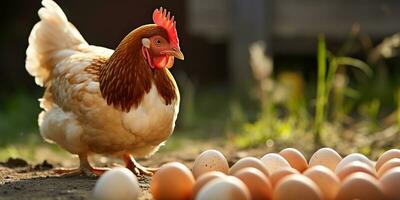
[93,148,400,200]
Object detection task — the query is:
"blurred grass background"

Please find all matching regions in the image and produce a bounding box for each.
[1,0,400,162]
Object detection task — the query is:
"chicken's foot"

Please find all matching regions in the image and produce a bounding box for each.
[123,153,158,176]
[54,154,109,177]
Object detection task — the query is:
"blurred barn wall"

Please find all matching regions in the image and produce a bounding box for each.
[188,0,400,84]
[0,0,399,94]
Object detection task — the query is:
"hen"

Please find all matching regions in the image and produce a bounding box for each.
[26,0,184,176]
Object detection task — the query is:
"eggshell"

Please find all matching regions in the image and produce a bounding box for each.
[92,167,140,200]
[273,174,323,200]
[192,149,229,178]
[303,166,340,200]
[269,167,299,188]
[151,162,195,200]
[195,176,251,200]
[260,153,291,175]
[279,148,308,172]
[229,157,269,177]
[336,161,377,180]
[309,148,342,171]
[375,149,400,171]
[377,158,400,177]
[192,171,226,198]
[233,167,273,200]
[380,167,400,199]
[335,153,374,173]
[336,172,385,200]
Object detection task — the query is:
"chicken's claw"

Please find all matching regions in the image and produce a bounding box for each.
[54,166,109,177]
[123,154,158,176]
[54,153,110,177]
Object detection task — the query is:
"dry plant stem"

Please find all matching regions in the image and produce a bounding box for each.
[397,89,400,127]
[314,35,327,146]
[123,153,158,176]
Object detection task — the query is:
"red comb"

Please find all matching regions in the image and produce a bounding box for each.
[153,7,180,49]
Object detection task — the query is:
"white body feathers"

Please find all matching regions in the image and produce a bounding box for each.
[27,0,179,157]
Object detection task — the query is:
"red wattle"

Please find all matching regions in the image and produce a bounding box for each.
[153,56,169,69]
[142,47,174,69]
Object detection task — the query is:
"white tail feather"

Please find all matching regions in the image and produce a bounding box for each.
[26,0,88,86]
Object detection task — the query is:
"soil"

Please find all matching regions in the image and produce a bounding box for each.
[0,145,263,200]
[0,153,194,200]
[0,133,323,200]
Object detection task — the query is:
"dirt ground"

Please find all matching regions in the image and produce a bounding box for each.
[0,156,191,200]
[0,157,148,200]
[0,143,270,200]
[0,151,197,200]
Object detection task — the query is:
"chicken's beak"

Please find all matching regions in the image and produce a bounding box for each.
[162,48,185,60]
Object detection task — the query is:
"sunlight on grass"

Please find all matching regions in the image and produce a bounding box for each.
[227,31,399,156]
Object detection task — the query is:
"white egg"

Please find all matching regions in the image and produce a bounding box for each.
[335,153,374,173]
[192,149,229,178]
[377,158,400,177]
[309,148,342,171]
[196,176,251,200]
[336,161,377,180]
[229,157,269,177]
[193,171,226,198]
[260,153,291,175]
[92,167,140,200]
[375,149,400,171]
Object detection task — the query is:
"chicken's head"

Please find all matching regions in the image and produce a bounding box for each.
[140,7,184,69]
[99,7,182,111]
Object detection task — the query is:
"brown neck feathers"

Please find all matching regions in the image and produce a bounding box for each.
[98,25,177,112]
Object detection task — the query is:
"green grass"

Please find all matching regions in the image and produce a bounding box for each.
[0,91,41,146]
[228,32,399,155]
[0,32,399,161]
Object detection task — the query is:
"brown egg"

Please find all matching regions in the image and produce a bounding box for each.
[279,148,308,172]
[151,162,195,200]
[233,167,273,200]
[336,172,385,200]
[195,176,251,200]
[375,149,400,171]
[304,166,340,200]
[336,161,377,180]
[269,167,299,188]
[274,174,323,200]
[192,149,229,178]
[335,153,374,173]
[192,171,226,198]
[229,157,269,177]
[260,153,291,175]
[309,148,342,171]
[380,167,400,199]
[377,158,400,177]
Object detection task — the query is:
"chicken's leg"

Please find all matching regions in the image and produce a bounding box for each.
[123,153,158,176]
[54,153,110,177]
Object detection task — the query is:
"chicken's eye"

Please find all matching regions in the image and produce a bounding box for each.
[155,39,161,45]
